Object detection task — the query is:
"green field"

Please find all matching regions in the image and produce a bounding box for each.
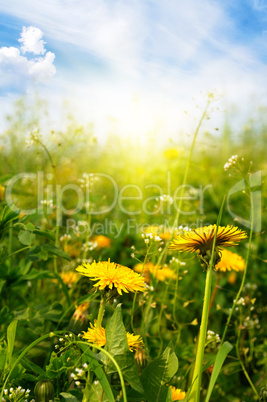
[0,97,266,401]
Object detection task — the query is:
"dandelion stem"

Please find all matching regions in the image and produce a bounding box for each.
[189,263,213,402]
[188,198,224,402]
[96,294,106,329]
[208,274,221,314]
[131,245,150,334]
[172,260,180,327]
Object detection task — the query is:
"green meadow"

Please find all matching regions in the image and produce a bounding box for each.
[0,96,266,401]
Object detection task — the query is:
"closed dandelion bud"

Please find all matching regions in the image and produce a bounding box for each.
[135,346,147,368]
[34,380,54,402]
[260,387,267,401]
[67,302,90,333]
[0,184,5,201]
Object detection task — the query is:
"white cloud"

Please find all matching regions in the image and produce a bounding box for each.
[0,27,56,90]
[29,52,56,81]
[0,1,267,140]
[19,26,46,54]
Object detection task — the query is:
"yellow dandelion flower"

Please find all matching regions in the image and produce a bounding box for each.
[74,302,90,316]
[228,271,237,285]
[159,231,172,241]
[0,184,5,201]
[215,249,245,272]
[156,267,177,281]
[76,259,146,295]
[169,225,247,255]
[82,321,106,347]
[83,322,144,352]
[60,271,80,287]
[93,235,111,248]
[134,262,176,283]
[164,148,179,160]
[170,386,186,400]
[134,262,157,275]
[126,332,144,352]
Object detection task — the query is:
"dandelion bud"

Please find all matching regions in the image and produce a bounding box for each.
[261,387,267,401]
[66,302,90,333]
[34,380,54,402]
[135,346,147,368]
[0,184,5,202]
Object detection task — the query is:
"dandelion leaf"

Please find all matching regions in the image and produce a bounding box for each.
[140,342,179,402]
[104,304,144,394]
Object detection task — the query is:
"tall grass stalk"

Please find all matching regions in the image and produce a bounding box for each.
[220,178,259,398]
[188,198,225,402]
[221,179,254,344]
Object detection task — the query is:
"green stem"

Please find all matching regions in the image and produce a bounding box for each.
[76,341,128,402]
[0,246,30,264]
[37,139,61,272]
[96,295,106,329]
[141,293,154,345]
[188,198,224,402]
[220,185,254,345]
[189,263,213,402]
[131,245,150,334]
[8,222,13,269]
[172,261,181,327]
[0,331,64,399]
[156,280,170,357]
[85,295,107,398]
[236,330,259,398]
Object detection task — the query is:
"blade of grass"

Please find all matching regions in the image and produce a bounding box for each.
[188,196,225,402]
[205,341,233,402]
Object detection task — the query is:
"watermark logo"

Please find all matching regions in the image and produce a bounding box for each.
[3,170,262,234]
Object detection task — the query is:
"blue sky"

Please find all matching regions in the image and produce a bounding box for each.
[0,0,267,139]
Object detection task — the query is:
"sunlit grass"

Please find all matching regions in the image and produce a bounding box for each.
[0,97,266,401]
